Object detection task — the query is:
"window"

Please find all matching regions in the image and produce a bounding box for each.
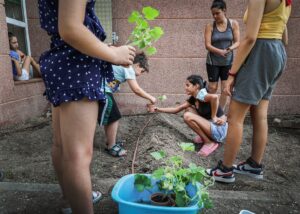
[5,0,31,55]
[94,0,113,44]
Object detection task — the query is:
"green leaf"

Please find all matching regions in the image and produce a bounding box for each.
[202,191,213,209]
[179,142,195,151]
[142,6,160,20]
[150,27,164,40]
[176,168,188,177]
[134,174,152,192]
[128,11,141,23]
[188,163,198,170]
[145,46,157,55]
[169,156,183,166]
[138,40,146,49]
[137,19,149,29]
[150,150,166,160]
[174,183,185,192]
[158,95,167,101]
[152,168,164,179]
[175,191,189,207]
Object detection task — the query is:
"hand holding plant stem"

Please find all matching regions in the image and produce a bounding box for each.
[127,6,164,56]
[147,95,167,113]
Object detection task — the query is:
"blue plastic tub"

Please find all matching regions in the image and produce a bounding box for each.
[111,174,202,214]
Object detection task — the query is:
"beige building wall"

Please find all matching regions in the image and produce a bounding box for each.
[112,0,300,115]
[0,0,48,126]
[0,0,299,126]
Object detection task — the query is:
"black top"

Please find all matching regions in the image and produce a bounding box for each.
[187,96,224,120]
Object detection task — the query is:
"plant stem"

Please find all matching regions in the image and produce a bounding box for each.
[131,114,156,174]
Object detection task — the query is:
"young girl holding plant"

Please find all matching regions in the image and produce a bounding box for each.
[38,0,135,213]
[149,75,228,157]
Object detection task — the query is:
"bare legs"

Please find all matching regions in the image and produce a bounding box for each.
[222,99,269,168]
[21,56,31,76]
[22,56,41,78]
[250,100,269,164]
[104,120,126,156]
[220,80,229,111]
[52,99,98,214]
[208,81,228,111]
[183,110,215,145]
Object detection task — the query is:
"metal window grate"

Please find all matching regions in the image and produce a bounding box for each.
[94,0,112,44]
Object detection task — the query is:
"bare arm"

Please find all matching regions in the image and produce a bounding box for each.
[203,93,226,125]
[155,102,191,114]
[204,24,227,57]
[229,0,266,75]
[282,27,288,46]
[58,0,135,66]
[203,94,219,119]
[227,20,240,51]
[127,79,156,104]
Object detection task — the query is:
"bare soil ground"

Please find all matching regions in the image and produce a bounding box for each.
[0,113,299,214]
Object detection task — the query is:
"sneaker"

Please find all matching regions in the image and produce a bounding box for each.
[234,157,263,179]
[61,191,103,214]
[206,160,235,183]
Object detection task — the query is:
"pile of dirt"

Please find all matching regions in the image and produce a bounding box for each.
[0,113,299,213]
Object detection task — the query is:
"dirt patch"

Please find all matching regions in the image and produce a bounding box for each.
[0,113,299,213]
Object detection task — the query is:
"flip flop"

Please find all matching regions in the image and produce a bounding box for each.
[193,135,204,144]
[198,142,219,157]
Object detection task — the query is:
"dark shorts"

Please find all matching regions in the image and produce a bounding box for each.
[98,93,121,126]
[206,64,231,82]
[232,39,287,105]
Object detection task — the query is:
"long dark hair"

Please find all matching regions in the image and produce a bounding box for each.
[186,75,208,90]
[211,0,226,10]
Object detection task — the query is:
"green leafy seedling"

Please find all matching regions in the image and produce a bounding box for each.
[127,6,164,55]
[134,142,214,208]
[157,95,167,102]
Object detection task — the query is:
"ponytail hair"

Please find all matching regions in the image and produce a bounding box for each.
[186,75,208,90]
[211,0,227,10]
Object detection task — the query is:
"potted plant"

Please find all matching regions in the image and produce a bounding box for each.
[111,143,214,214]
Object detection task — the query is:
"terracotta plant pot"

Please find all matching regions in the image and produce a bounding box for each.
[150,193,176,207]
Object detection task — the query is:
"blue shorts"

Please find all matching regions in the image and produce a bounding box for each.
[210,122,228,143]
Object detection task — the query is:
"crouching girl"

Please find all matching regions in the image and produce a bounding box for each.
[149,75,227,157]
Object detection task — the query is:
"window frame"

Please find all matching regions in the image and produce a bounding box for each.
[5,0,31,56]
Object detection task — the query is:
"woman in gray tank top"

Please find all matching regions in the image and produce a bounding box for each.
[204,0,240,111]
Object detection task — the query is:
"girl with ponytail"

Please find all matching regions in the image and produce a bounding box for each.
[148,75,228,157]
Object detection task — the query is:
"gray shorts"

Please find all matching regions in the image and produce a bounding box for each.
[210,122,228,143]
[232,39,287,105]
